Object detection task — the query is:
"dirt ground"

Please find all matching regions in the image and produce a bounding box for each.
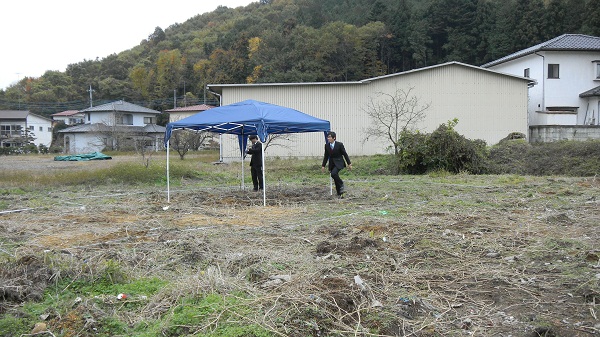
[1,155,599,336]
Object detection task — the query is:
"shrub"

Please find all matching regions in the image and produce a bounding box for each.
[488,139,600,176]
[487,139,531,175]
[49,146,63,153]
[424,120,488,174]
[394,120,488,175]
[38,144,49,154]
[397,130,428,174]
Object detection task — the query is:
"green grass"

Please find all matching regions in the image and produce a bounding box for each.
[165,293,273,337]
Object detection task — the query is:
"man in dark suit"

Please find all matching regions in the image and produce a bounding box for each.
[246,135,263,191]
[321,131,352,197]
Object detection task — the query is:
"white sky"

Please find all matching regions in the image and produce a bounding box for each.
[0,0,256,90]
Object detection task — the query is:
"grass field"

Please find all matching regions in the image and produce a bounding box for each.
[1,152,599,336]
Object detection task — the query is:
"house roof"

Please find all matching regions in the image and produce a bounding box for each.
[481,34,600,68]
[207,61,534,94]
[28,113,53,122]
[165,104,216,113]
[580,85,600,97]
[51,110,83,116]
[59,123,166,134]
[80,100,161,114]
[0,110,29,119]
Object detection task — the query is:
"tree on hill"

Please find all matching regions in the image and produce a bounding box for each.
[0,0,596,113]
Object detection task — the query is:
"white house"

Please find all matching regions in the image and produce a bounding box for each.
[0,110,53,148]
[165,104,215,122]
[59,100,165,154]
[481,34,600,127]
[51,110,85,125]
[207,61,533,159]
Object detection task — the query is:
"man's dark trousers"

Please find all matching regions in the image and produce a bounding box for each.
[251,166,263,190]
[330,166,343,194]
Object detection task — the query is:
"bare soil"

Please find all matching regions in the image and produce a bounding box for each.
[1,155,599,336]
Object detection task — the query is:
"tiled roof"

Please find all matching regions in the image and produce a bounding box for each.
[0,110,29,119]
[80,100,160,114]
[165,104,216,112]
[51,110,83,116]
[59,123,166,133]
[580,85,600,97]
[481,34,600,68]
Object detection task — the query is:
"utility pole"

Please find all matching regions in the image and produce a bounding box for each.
[183,80,186,107]
[87,85,95,107]
[173,90,176,109]
[15,73,21,109]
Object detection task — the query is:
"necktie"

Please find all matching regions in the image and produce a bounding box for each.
[330,143,334,150]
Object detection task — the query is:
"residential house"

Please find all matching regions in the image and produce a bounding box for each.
[165,104,218,151]
[481,34,600,141]
[51,110,85,126]
[59,100,165,154]
[165,104,215,122]
[0,110,53,148]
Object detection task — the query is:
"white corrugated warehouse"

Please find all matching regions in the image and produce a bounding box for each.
[207,61,533,160]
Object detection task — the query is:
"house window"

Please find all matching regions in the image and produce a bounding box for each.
[595,62,600,79]
[48,127,52,132]
[1,125,22,137]
[144,117,154,124]
[524,68,530,78]
[548,64,559,79]
[29,126,34,131]
[39,126,43,132]
[119,114,133,125]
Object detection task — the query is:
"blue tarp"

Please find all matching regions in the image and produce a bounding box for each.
[164,99,331,148]
[54,152,112,161]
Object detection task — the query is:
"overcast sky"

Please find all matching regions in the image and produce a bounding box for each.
[0,0,256,90]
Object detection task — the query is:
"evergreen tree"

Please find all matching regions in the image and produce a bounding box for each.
[513,0,546,50]
[387,0,414,72]
[563,0,586,33]
[583,0,600,36]
[543,0,568,39]
[489,0,519,58]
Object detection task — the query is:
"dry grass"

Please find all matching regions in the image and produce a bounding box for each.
[0,155,599,336]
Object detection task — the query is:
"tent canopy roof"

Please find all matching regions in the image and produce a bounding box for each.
[164,99,330,144]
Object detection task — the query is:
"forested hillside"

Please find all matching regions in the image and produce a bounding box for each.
[1,0,598,118]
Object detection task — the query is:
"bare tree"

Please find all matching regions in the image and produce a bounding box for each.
[171,129,213,160]
[262,134,296,151]
[133,133,155,168]
[362,86,430,155]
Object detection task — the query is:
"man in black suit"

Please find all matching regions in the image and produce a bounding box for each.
[246,135,263,191]
[321,131,352,197]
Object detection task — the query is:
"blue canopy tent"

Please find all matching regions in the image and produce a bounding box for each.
[164,99,331,205]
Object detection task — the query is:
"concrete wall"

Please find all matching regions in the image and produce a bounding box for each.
[530,125,600,142]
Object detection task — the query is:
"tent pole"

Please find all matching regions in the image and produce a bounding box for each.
[261,140,266,206]
[330,176,333,196]
[241,148,245,190]
[167,144,171,202]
